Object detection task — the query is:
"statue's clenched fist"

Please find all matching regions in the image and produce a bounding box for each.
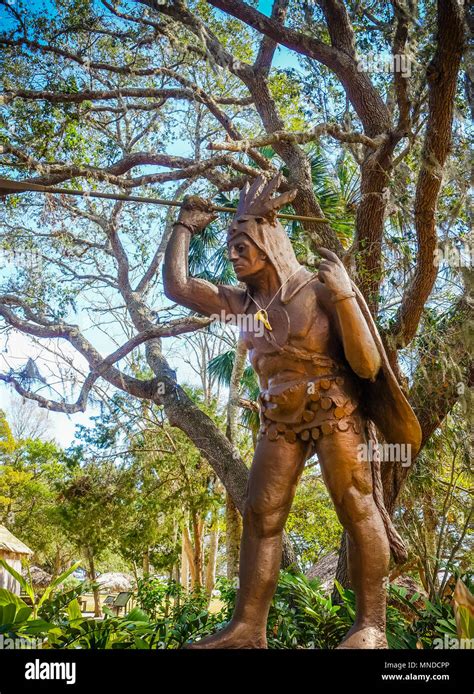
[177,195,217,234]
[316,247,353,298]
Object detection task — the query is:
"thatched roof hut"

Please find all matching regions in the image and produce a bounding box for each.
[27,565,52,589]
[0,525,33,594]
[96,572,135,593]
[388,574,428,619]
[305,552,339,592]
[306,552,427,617]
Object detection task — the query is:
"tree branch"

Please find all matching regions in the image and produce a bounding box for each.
[208,123,380,152]
[0,372,98,414]
[0,146,258,192]
[391,0,412,136]
[0,300,156,399]
[206,0,391,136]
[390,0,465,347]
[254,0,289,73]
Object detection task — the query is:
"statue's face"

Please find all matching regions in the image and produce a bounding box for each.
[227,226,267,281]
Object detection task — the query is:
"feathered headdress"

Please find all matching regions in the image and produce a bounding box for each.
[227,174,315,303]
[232,173,296,227]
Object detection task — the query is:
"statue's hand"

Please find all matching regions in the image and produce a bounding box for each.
[177,195,217,234]
[316,247,353,297]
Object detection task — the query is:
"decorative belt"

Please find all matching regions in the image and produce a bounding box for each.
[257,372,361,445]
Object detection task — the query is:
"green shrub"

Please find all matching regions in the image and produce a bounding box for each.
[0,569,468,649]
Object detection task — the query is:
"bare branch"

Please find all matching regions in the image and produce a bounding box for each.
[208,123,381,152]
[254,0,289,73]
[136,0,254,81]
[206,0,391,135]
[0,372,97,414]
[136,180,192,295]
[0,299,156,399]
[0,145,259,192]
[390,0,465,347]
[391,1,412,135]
[0,34,251,99]
[0,85,247,107]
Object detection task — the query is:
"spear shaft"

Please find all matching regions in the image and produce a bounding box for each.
[0,178,328,224]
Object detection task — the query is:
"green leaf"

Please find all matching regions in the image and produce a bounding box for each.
[37,561,82,609]
[0,588,29,609]
[66,598,83,622]
[125,607,150,623]
[0,596,33,631]
[1,603,17,625]
[437,618,458,633]
[0,559,32,600]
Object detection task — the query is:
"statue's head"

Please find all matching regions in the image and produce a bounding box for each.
[226,174,301,285]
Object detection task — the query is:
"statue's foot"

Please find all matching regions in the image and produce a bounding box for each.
[184,621,267,649]
[336,625,388,650]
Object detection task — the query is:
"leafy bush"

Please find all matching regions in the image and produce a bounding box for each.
[388,573,473,649]
[0,558,81,619]
[0,568,470,649]
[267,573,349,648]
[0,589,33,637]
[136,576,183,619]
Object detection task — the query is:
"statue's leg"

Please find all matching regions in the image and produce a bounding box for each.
[315,423,390,648]
[185,435,310,649]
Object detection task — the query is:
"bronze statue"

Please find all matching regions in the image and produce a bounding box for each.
[163,175,421,649]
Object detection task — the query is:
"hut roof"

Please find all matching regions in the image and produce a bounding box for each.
[0,525,33,556]
[392,573,427,597]
[305,552,339,592]
[306,552,427,604]
[96,572,134,592]
[27,565,52,588]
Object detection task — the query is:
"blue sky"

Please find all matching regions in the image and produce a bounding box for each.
[0,0,302,446]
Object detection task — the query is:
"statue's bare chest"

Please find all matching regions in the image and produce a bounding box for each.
[239,284,332,359]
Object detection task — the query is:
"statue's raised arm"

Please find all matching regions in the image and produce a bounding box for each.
[163,194,246,318]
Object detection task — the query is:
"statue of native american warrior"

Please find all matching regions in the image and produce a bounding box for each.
[163,174,422,649]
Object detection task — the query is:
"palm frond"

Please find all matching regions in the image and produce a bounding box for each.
[207,350,235,387]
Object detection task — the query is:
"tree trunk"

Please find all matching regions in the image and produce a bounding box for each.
[131,561,140,587]
[142,550,150,577]
[86,547,101,618]
[333,532,349,602]
[205,515,219,597]
[180,528,190,593]
[53,548,62,577]
[182,521,197,589]
[191,512,203,589]
[225,493,242,580]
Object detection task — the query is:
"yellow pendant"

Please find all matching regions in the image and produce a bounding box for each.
[254,309,272,331]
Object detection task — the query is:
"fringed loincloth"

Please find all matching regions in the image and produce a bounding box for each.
[257,372,362,446]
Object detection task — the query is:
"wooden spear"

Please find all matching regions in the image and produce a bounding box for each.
[0,177,329,224]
